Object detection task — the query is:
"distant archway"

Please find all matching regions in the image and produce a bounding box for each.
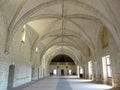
[49,54,77,76]
[51,54,75,63]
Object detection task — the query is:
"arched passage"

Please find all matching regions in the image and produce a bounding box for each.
[1,0,120,90]
[49,54,77,76]
[5,0,120,53]
[41,45,81,65]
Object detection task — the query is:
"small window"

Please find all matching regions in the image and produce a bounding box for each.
[101,28,108,48]
[80,68,83,74]
[21,25,26,43]
[68,69,72,75]
[53,69,57,75]
[36,47,38,53]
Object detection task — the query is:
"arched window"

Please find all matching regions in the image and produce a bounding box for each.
[88,48,91,56]
[36,47,38,53]
[101,27,108,48]
[21,25,26,43]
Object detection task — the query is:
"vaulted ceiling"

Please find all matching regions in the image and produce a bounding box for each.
[1,0,120,65]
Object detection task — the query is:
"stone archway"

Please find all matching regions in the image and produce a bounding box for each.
[49,54,77,76]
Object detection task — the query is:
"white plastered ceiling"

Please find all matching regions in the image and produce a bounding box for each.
[1,0,120,65]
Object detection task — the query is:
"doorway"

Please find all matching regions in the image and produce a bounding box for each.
[31,67,35,81]
[7,65,15,89]
[88,61,93,79]
[61,69,64,75]
[68,69,72,75]
[53,69,57,75]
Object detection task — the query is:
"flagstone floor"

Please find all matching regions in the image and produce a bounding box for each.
[8,76,113,90]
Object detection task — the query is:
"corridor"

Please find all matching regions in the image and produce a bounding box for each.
[9,76,112,90]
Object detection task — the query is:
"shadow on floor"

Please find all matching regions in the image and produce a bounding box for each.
[7,78,44,90]
[56,78,72,90]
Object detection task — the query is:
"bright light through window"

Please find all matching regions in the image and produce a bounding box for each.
[106,56,112,77]
[88,61,92,75]
[102,55,112,78]
[21,25,26,43]
[68,69,72,75]
[80,68,83,74]
[53,69,57,75]
[106,57,110,65]
[107,66,112,77]
[36,47,38,52]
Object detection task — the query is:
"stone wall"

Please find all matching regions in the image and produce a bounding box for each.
[0,25,44,90]
[49,62,76,76]
[0,8,9,90]
[0,53,9,90]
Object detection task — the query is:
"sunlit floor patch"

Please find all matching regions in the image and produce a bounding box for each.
[69,81,112,90]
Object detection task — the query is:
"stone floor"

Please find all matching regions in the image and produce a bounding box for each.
[8,76,113,90]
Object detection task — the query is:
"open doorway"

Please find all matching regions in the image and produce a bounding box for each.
[7,65,15,89]
[61,69,64,75]
[80,67,84,78]
[53,69,57,75]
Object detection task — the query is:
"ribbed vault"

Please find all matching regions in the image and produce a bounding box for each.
[1,0,120,66]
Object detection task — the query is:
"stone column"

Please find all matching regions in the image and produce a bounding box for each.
[92,53,103,83]
[77,65,80,78]
[111,52,120,89]
[84,64,88,79]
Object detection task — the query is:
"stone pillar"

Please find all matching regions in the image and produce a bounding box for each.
[84,64,88,79]
[92,53,103,83]
[77,65,80,78]
[111,52,120,89]
[88,60,94,80]
[97,58,103,83]
[92,60,97,82]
